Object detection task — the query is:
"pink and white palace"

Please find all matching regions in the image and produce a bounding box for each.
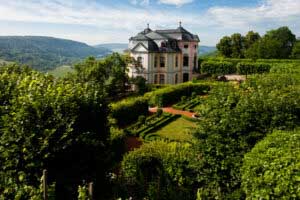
[128,23,200,85]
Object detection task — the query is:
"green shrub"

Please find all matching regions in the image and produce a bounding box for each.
[237,62,271,75]
[120,141,200,200]
[156,108,163,117]
[200,61,236,75]
[148,83,210,107]
[241,129,300,199]
[138,115,146,125]
[111,96,149,126]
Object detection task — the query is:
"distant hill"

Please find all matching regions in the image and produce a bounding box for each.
[199,46,217,55]
[95,44,216,56]
[0,36,112,71]
[94,43,128,53]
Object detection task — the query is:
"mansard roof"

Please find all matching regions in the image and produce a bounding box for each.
[130,25,199,42]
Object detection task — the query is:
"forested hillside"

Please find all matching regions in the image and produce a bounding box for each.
[94,43,128,53]
[0,36,111,71]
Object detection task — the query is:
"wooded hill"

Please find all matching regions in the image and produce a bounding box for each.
[0,36,111,71]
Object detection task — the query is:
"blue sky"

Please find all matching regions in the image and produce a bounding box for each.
[0,0,299,46]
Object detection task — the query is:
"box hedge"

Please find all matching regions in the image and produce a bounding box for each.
[111,96,149,127]
[146,83,210,107]
[200,61,236,75]
[237,62,271,75]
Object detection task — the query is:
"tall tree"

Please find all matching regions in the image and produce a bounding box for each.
[291,41,300,59]
[74,53,130,98]
[216,36,232,57]
[264,26,296,58]
[230,33,245,58]
[244,31,260,49]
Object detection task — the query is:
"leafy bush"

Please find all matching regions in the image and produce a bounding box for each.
[138,115,146,125]
[147,83,210,107]
[111,96,149,127]
[237,62,271,75]
[194,74,300,198]
[201,61,236,75]
[241,129,300,199]
[0,65,110,199]
[156,108,163,117]
[120,141,200,200]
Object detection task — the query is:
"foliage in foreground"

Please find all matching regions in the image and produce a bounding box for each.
[241,129,300,199]
[0,65,110,199]
[194,73,300,199]
[119,141,201,200]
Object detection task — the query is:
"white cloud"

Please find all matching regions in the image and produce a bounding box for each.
[158,0,194,6]
[207,0,300,28]
[130,0,150,6]
[0,0,299,45]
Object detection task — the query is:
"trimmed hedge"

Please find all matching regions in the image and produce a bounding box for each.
[241,129,300,199]
[111,96,149,127]
[146,83,210,107]
[200,61,236,75]
[237,62,271,75]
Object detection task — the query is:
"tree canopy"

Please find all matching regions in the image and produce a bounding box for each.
[217,27,297,59]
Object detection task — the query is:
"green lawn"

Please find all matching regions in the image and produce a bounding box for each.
[47,65,74,78]
[151,117,197,142]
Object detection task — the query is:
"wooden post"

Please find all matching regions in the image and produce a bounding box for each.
[88,182,94,200]
[43,169,48,200]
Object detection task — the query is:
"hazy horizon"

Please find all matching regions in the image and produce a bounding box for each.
[0,0,299,46]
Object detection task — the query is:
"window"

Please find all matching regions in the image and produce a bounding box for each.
[175,74,178,84]
[160,56,165,68]
[154,55,158,68]
[194,54,197,68]
[154,74,158,84]
[184,44,189,48]
[194,45,197,49]
[137,56,143,66]
[183,55,189,67]
[175,56,178,68]
[161,42,166,48]
[159,74,165,84]
[183,73,189,82]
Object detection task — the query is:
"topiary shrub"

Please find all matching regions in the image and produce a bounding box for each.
[138,115,146,125]
[241,129,300,199]
[156,108,163,117]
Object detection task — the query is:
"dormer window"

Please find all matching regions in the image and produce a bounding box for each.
[161,42,166,48]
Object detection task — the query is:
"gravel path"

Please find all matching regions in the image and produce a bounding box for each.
[149,107,195,118]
